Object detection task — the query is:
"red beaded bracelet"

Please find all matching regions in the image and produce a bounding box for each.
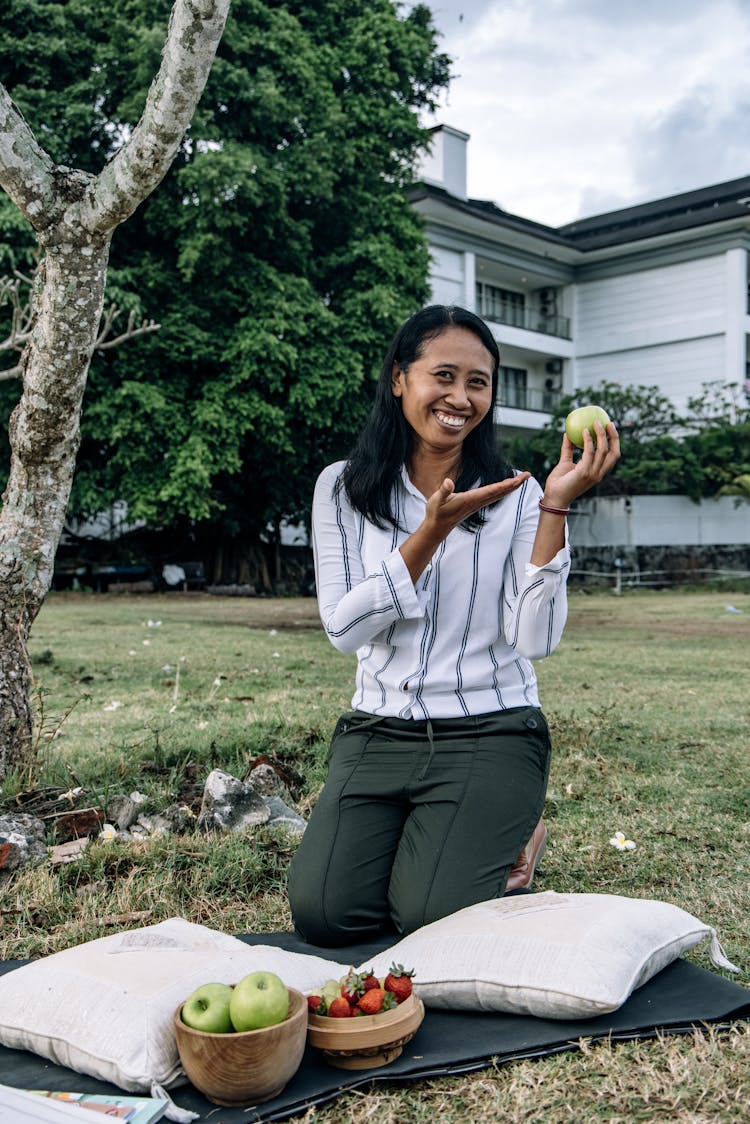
[538,499,571,516]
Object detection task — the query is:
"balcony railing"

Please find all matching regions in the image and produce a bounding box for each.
[478,298,571,340]
[498,386,562,413]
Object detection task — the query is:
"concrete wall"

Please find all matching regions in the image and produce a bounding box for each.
[570,494,750,548]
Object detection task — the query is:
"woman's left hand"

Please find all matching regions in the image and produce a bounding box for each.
[542,420,621,509]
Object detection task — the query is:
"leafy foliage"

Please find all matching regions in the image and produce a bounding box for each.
[0,0,450,552]
[509,381,750,501]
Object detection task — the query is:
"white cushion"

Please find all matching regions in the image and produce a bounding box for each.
[0,918,347,1093]
[361,891,739,1020]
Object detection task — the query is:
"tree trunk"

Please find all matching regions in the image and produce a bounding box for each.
[0,220,111,774]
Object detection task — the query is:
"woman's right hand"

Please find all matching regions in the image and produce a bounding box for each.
[400,473,530,584]
[424,473,530,538]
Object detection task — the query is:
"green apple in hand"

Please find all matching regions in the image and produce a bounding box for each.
[181,982,234,1033]
[565,405,611,448]
[229,970,289,1031]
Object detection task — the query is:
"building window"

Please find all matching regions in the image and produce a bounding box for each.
[476,282,526,328]
[499,365,527,409]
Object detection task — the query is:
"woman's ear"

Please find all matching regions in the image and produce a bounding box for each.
[391,361,404,397]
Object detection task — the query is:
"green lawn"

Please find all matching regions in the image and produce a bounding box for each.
[1,589,748,1121]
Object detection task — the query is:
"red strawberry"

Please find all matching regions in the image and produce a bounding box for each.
[327,996,354,1018]
[360,968,380,992]
[340,969,365,1005]
[357,987,398,1016]
[383,963,415,1003]
[307,995,324,1014]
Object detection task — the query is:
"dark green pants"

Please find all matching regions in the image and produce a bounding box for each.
[287,706,551,947]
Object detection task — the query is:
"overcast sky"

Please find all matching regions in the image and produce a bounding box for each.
[418,0,750,226]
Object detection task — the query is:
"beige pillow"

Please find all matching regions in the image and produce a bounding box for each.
[0,918,347,1094]
[362,892,739,1020]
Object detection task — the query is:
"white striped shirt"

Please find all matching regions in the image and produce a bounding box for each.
[312,460,571,719]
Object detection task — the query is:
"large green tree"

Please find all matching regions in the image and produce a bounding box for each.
[1,0,450,581]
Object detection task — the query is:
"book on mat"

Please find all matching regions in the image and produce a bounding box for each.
[0,1084,167,1123]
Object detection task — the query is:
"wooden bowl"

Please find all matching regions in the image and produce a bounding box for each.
[174,987,307,1106]
[307,993,425,1069]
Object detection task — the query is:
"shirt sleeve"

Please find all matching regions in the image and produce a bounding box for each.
[312,463,426,654]
[501,477,571,659]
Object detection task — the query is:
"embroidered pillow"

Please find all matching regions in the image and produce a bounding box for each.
[362,892,738,1019]
[0,917,347,1093]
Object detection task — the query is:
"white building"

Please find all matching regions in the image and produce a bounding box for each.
[413,125,750,439]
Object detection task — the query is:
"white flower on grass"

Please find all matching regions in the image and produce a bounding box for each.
[609,830,636,851]
[269,628,278,636]
[213,677,223,687]
[128,649,138,656]
[147,619,162,628]
[103,701,122,712]
[169,704,177,713]
[272,652,280,659]
[99,823,117,842]
[196,720,209,730]
[130,791,147,805]
[161,664,175,672]
[57,787,83,803]
[142,639,150,646]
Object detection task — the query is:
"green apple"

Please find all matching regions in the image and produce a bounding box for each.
[229,970,289,1032]
[565,405,612,448]
[181,982,234,1034]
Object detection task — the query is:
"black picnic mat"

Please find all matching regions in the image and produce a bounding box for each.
[0,930,748,1123]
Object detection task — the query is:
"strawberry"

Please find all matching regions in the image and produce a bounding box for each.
[383,963,415,1003]
[327,996,354,1018]
[357,987,398,1016]
[360,968,380,992]
[339,968,365,1005]
[307,995,324,1015]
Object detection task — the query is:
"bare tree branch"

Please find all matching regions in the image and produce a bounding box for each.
[0,267,161,379]
[0,274,35,355]
[0,86,57,229]
[81,0,232,236]
[94,305,160,350]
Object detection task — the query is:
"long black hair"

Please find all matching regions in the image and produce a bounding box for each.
[339,305,514,531]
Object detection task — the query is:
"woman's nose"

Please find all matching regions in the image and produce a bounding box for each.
[444,379,470,407]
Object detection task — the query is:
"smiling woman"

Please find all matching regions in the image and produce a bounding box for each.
[390,326,494,483]
[287,304,620,948]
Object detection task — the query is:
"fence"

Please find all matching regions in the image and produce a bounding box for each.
[570,564,750,592]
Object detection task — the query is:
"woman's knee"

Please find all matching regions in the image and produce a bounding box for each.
[288,879,381,948]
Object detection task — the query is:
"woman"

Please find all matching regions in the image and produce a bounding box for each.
[288,305,619,947]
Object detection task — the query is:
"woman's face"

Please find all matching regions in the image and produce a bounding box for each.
[391,326,494,455]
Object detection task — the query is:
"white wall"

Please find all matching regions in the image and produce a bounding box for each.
[429,246,464,307]
[575,335,724,412]
[570,495,750,548]
[573,255,729,410]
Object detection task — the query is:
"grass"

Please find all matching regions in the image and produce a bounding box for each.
[1,588,749,1121]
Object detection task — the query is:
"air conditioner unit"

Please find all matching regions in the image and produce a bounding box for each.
[545,358,563,375]
[538,288,558,318]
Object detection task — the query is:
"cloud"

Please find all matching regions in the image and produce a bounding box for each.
[632,87,750,201]
[416,0,750,224]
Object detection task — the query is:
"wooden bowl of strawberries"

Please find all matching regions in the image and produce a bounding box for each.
[306,964,424,1069]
